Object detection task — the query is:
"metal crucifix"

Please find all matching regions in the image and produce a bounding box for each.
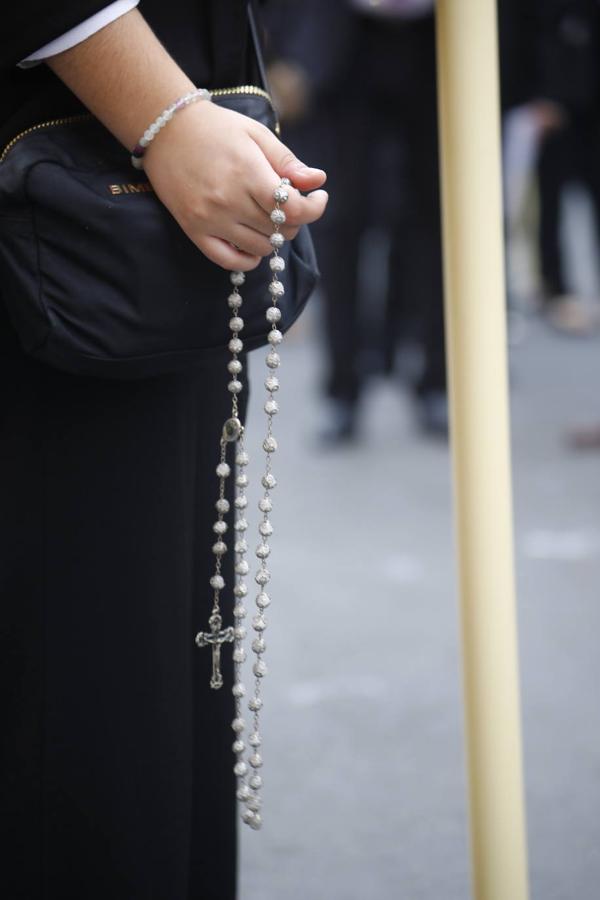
[195,613,234,689]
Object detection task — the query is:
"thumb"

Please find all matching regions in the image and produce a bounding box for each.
[250,123,327,190]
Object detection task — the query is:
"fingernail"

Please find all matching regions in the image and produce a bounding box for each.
[293,162,325,176]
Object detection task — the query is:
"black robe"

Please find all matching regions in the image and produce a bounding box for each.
[0,3,257,897]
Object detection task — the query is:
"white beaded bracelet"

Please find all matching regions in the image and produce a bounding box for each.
[130,87,212,169]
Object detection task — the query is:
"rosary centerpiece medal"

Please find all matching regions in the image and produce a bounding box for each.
[195,177,291,831]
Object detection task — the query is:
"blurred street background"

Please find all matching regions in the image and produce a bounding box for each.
[238,2,600,897]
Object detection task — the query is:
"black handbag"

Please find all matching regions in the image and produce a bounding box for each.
[0,54,318,379]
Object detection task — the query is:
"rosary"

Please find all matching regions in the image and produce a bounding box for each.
[195,177,291,831]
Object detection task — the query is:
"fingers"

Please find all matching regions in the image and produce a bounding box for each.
[197,234,262,272]
[246,125,329,222]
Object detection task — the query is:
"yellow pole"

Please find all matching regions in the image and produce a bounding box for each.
[435,3,530,899]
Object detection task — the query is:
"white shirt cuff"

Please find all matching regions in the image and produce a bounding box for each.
[18,0,140,68]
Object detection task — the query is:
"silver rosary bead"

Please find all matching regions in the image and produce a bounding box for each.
[253,661,267,679]
[213,520,228,535]
[262,473,277,490]
[232,682,246,699]
[233,647,246,663]
[216,462,231,478]
[259,521,273,537]
[245,795,262,812]
[234,496,248,511]
[232,717,245,733]
[249,752,263,768]
[236,473,249,488]
[234,761,248,777]
[265,376,279,393]
[233,582,248,598]
[228,337,243,354]
[270,208,286,225]
[215,498,230,514]
[252,637,266,654]
[267,330,283,346]
[249,774,262,790]
[269,255,285,272]
[230,271,245,286]
[269,232,285,249]
[210,574,225,590]
[233,625,246,640]
[229,316,244,332]
[236,450,249,466]
[228,360,243,376]
[262,436,278,453]
[258,497,273,513]
[255,570,271,586]
[252,615,268,632]
[234,539,248,554]
[228,380,243,394]
[232,739,245,753]
[256,544,270,560]
[234,517,249,532]
[212,540,227,556]
[273,185,289,204]
[237,784,251,802]
[235,560,250,575]
[264,399,279,416]
[268,280,284,297]
[248,732,262,748]
[233,604,247,619]
[266,306,282,324]
[266,352,280,369]
[256,592,271,609]
[228,292,242,309]
[248,696,263,712]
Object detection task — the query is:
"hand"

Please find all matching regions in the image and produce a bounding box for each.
[143,99,328,271]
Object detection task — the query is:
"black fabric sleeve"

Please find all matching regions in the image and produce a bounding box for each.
[0,1,116,69]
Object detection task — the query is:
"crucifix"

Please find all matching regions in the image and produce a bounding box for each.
[195,613,234,689]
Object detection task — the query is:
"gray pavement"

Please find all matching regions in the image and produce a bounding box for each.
[239,307,600,900]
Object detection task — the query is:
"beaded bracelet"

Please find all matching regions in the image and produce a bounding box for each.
[130,88,212,169]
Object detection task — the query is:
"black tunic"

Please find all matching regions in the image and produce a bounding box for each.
[0,3,257,897]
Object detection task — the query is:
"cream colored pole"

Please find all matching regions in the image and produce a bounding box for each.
[435,2,529,899]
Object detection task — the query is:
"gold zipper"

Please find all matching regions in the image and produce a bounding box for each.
[0,85,279,163]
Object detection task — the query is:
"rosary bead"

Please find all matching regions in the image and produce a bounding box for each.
[259,521,273,537]
[249,731,262,747]
[232,717,245,732]
[212,540,227,556]
[248,696,263,712]
[268,280,285,297]
[233,604,247,619]
[270,232,285,249]
[233,647,246,663]
[229,316,244,332]
[234,582,248,598]
[258,497,273,513]
[230,271,245,286]
[256,592,271,609]
[234,625,246,640]
[253,661,268,679]
[232,738,245,753]
[234,539,248,554]
[228,380,243,394]
[228,292,242,309]
[273,185,289,204]
[228,362,243,379]
[236,450,249,466]
[213,520,228,535]
[269,254,285,272]
[262,473,277,489]
[228,337,243,354]
[246,795,262,812]
[216,462,231,478]
[256,543,270,560]
[249,774,262,790]
[234,495,248,510]
[266,352,280,369]
[235,560,250,575]
[210,574,225,590]
[270,208,286,225]
[234,761,248,777]
[242,808,256,825]
[234,517,248,532]
[248,813,262,831]
[264,399,279,417]
[255,569,271,586]
[267,329,283,346]
[265,376,279,393]
[252,637,266,654]
[237,785,252,802]
[249,752,263,769]
[252,614,268,632]
[266,306,282,324]
[232,683,246,699]
[263,436,278,453]
[236,473,249,488]
[215,498,230,514]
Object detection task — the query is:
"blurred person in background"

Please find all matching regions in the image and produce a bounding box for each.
[265,0,448,442]
[499,0,600,334]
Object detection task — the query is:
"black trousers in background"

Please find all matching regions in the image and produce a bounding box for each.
[0,313,239,900]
